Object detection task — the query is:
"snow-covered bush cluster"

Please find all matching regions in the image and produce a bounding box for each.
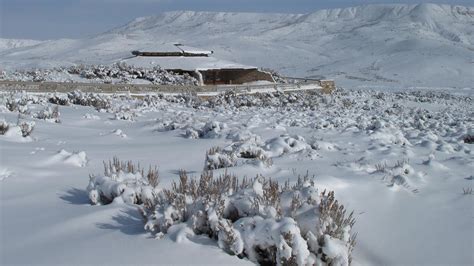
[1,68,72,83]
[112,107,138,121]
[204,146,237,170]
[0,118,35,138]
[87,157,159,205]
[34,105,61,123]
[86,158,356,265]
[49,90,137,120]
[203,134,315,170]
[374,159,420,191]
[265,135,313,157]
[68,63,198,85]
[2,63,198,85]
[18,120,35,137]
[140,171,356,265]
[1,93,61,123]
[224,135,273,167]
[0,119,9,135]
[184,90,318,110]
[4,93,35,114]
[3,88,471,157]
[53,90,111,111]
[464,135,474,144]
[185,121,228,139]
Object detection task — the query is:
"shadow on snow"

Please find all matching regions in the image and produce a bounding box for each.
[59,187,90,205]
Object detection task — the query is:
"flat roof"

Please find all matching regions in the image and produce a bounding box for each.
[121,43,256,71]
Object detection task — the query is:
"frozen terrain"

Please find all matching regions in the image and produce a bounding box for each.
[1,3,473,88]
[1,2,473,265]
[1,87,473,265]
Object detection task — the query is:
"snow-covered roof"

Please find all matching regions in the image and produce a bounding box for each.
[122,56,255,71]
[176,45,213,56]
[122,43,255,71]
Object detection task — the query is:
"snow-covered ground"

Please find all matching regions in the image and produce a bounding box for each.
[1,87,472,265]
[1,3,473,88]
[1,3,473,265]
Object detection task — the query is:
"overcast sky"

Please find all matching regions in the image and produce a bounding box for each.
[1,0,472,40]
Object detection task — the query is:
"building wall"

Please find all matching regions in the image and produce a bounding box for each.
[168,68,274,85]
[199,69,274,85]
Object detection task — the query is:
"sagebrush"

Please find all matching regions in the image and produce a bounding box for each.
[87,157,356,265]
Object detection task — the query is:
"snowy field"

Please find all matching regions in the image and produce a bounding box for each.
[1,3,473,265]
[1,87,473,265]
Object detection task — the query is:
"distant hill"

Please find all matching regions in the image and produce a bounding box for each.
[1,3,473,88]
[0,39,43,51]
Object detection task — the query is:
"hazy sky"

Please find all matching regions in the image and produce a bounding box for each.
[1,0,472,40]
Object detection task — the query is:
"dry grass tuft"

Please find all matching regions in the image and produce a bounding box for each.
[102,156,159,187]
[462,187,473,195]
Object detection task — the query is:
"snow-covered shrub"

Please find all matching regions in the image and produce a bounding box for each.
[67,90,111,111]
[203,134,315,170]
[316,190,357,265]
[199,121,227,139]
[113,109,137,121]
[5,97,17,112]
[227,129,261,142]
[265,134,313,157]
[464,135,474,144]
[0,70,7,80]
[34,105,60,123]
[5,95,29,114]
[204,146,237,170]
[48,94,69,106]
[156,121,180,132]
[87,157,159,205]
[0,119,9,135]
[373,159,419,191]
[11,68,63,82]
[184,128,200,139]
[188,90,323,110]
[18,120,35,137]
[225,138,273,167]
[2,63,198,85]
[0,118,35,139]
[46,90,111,111]
[138,171,356,265]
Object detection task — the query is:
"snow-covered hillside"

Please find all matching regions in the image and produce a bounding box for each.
[1,3,473,88]
[0,39,44,51]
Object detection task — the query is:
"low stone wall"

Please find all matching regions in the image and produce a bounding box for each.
[0,80,329,94]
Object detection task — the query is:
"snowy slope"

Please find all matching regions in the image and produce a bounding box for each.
[0,3,473,87]
[0,39,45,52]
[1,88,473,265]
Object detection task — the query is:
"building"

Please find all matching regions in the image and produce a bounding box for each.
[123,43,275,85]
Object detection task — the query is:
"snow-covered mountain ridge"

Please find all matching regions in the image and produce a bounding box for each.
[1,3,473,87]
